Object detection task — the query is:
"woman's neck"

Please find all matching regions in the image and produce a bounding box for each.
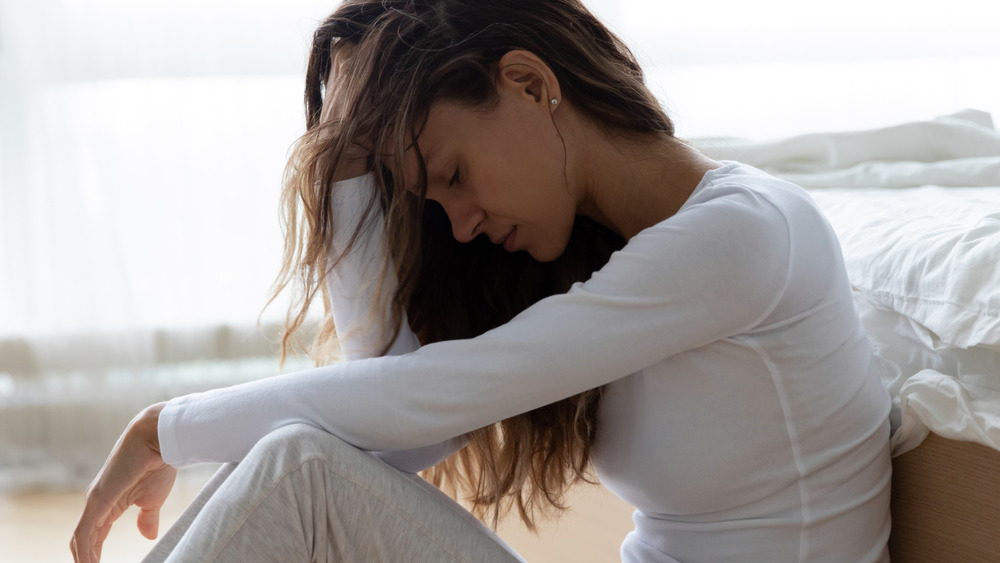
[573,129,721,240]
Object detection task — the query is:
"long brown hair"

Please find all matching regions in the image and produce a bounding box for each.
[271,0,674,529]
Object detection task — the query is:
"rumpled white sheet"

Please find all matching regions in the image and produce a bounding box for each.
[697,108,999,174]
[853,296,1000,456]
[814,186,1000,351]
[695,110,1000,456]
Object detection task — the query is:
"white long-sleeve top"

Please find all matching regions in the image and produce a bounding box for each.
[158,162,892,562]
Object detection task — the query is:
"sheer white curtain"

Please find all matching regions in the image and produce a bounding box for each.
[0,0,336,337]
[1,0,999,491]
[0,0,332,491]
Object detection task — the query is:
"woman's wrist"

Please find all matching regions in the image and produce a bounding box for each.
[130,402,166,454]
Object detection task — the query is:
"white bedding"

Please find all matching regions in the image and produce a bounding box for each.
[696,110,1000,456]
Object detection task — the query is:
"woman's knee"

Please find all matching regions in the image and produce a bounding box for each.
[258,422,337,446]
[243,423,370,474]
[253,423,346,456]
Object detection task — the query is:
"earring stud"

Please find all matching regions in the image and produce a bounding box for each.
[550,98,559,105]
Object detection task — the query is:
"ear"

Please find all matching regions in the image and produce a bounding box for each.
[496,50,562,113]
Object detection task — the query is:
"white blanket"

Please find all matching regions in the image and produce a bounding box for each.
[695,110,1000,456]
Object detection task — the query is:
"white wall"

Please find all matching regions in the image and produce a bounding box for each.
[594,0,1000,138]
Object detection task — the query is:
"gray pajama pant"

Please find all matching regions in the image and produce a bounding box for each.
[142,424,527,562]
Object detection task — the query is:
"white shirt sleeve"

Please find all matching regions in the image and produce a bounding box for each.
[158,184,791,466]
[324,174,465,472]
[326,174,421,359]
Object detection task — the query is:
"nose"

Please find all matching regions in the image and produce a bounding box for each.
[434,193,483,243]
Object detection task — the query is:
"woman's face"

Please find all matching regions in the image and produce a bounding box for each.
[408,91,578,262]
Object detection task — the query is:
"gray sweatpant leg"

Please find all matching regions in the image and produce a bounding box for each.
[142,424,526,562]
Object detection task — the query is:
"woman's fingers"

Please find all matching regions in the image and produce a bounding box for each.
[71,490,111,563]
[134,463,177,539]
[94,521,113,561]
[69,533,82,562]
[71,465,174,562]
[137,505,161,540]
[70,526,97,563]
[72,487,123,562]
[70,540,99,563]
[70,403,169,562]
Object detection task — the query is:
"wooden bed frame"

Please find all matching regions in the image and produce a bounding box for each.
[889,432,1000,562]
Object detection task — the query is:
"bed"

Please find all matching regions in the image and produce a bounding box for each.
[696,109,1000,561]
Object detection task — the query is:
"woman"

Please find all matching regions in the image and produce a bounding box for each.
[71,1,893,561]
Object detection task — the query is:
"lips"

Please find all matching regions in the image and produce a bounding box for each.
[500,226,517,252]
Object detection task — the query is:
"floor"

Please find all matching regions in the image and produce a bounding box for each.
[0,468,635,562]
[0,469,213,563]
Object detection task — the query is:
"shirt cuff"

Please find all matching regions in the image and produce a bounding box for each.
[157,394,191,467]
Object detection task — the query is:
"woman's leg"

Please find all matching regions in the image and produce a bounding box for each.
[143,424,526,563]
[142,463,237,561]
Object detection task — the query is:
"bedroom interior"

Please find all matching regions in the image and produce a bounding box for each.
[2,0,999,561]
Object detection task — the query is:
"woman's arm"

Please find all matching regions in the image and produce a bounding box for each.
[70,176,454,560]
[326,174,421,358]
[158,184,794,466]
[328,174,466,472]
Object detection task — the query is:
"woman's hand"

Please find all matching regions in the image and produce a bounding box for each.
[70,402,177,563]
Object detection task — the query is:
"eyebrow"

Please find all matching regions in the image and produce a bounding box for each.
[407,148,437,193]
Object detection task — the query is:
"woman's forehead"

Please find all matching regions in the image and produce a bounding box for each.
[416,101,481,152]
[398,101,479,190]
[408,104,460,162]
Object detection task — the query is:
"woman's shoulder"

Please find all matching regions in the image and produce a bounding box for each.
[636,160,827,250]
[679,160,817,218]
[578,162,798,340]
[630,161,804,248]
[606,160,836,305]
